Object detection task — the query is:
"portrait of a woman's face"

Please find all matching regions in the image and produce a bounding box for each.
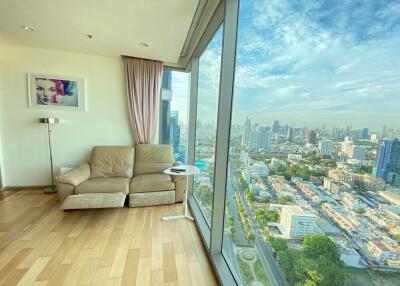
[29,74,84,110]
[33,77,79,107]
[36,79,57,105]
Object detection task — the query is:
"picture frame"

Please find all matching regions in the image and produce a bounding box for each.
[27,73,86,111]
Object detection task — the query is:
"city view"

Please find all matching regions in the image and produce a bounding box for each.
[193,118,400,286]
[163,0,400,285]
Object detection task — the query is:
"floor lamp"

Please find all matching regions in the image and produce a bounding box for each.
[39,117,59,193]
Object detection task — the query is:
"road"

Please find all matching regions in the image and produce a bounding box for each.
[230,166,289,286]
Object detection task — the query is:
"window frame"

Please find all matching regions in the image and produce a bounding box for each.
[184,0,241,285]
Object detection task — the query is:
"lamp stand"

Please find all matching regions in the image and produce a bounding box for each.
[44,121,56,194]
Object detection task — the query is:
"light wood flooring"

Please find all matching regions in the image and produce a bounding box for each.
[0,189,218,286]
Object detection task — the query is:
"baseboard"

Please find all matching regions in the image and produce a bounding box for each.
[2,186,47,191]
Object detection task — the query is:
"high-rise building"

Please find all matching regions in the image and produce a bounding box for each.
[242,117,251,146]
[382,125,387,138]
[170,111,180,152]
[280,205,318,239]
[272,120,280,134]
[287,127,294,141]
[259,127,271,152]
[374,139,400,186]
[307,129,316,145]
[362,128,369,140]
[350,145,366,161]
[160,70,172,144]
[319,139,333,157]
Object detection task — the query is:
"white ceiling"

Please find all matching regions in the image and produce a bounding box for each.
[0,0,199,63]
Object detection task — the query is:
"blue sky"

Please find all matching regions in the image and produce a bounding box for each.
[174,0,400,131]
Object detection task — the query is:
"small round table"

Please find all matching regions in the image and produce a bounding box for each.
[162,165,199,222]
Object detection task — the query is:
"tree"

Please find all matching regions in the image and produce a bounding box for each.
[266,211,279,222]
[355,208,366,214]
[277,250,291,272]
[315,256,345,286]
[270,237,288,252]
[279,195,293,205]
[247,231,255,244]
[303,234,340,264]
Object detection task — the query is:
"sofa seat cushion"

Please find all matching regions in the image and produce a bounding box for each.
[75,178,130,194]
[130,174,175,193]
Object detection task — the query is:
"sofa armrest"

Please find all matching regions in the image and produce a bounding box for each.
[56,163,90,187]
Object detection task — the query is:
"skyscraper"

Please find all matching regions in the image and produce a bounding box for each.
[319,139,333,157]
[272,120,280,134]
[160,70,172,144]
[287,127,294,141]
[362,128,369,140]
[259,126,271,152]
[170,111,180,152]
[374,139,400,186]
[307,129,317,145]
[242,117,251,146]
[248,123,259,150]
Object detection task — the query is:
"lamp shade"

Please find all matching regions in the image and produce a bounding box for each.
[39,117,59,124]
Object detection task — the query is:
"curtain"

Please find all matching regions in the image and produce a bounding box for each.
[122,56,163,144]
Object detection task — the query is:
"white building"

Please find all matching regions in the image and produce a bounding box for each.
[280,205,318,239]
[319,139,333,157]
[249,162,269,177]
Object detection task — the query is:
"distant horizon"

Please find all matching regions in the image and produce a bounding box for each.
[169,0,400,132]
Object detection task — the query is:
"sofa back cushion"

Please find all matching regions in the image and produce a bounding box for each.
[134,144,173,175]
[90,146,135,178]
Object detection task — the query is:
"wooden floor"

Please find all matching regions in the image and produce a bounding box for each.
[0,189,218,286]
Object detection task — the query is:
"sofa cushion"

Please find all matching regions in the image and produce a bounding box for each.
[75,178,130,194]
[90,146,135,178]
[133,144,173,175]
[129,174,175,193]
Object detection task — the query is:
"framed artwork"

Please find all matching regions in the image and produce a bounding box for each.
[28,73,85,110]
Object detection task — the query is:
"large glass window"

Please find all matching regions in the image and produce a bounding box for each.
[160,69,189,163]
[193,25,224,225]
[223,0,400,286]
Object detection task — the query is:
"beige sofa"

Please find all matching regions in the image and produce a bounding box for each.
[56,144,186,210]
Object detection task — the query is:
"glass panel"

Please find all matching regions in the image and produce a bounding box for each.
[160,69,190,163]
[193,25,224,225]
[223,0,400,286]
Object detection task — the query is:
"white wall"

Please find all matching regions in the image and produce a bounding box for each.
[0,45,133,187]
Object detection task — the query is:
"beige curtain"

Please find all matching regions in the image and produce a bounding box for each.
[122,56,163,144]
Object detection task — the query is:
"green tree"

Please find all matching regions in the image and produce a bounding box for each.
[277,250,291,272]
[279,195,293,205]
[303,234,340,264]
[270,237,288,252]
[266,211,279,222]
[315,256,345,286]
[355,208,366,214]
